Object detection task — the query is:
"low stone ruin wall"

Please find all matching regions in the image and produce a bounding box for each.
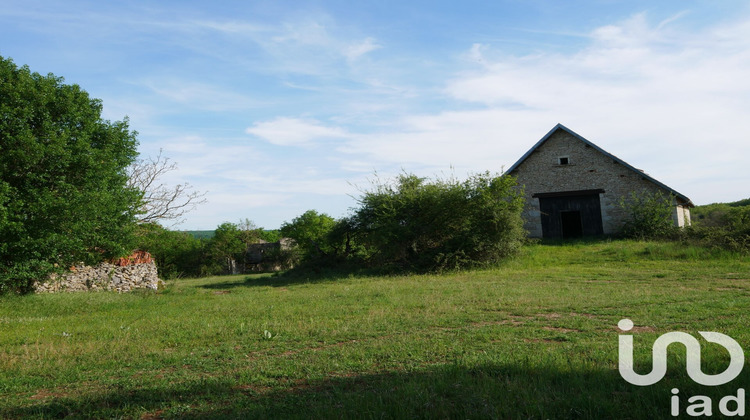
[34,251,162,293]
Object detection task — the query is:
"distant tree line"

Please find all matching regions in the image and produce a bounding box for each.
[133,220,289,280]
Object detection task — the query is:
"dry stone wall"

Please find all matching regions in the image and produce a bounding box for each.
[34,257,162,293]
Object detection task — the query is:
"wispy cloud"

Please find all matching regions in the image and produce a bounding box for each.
[246,117,350,146]
[336,13,750,202]
[140,79,265,112]
[5,2,750,229]
[344,37,382,61]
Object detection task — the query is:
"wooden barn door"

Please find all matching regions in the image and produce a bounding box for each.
[536,190,604,239]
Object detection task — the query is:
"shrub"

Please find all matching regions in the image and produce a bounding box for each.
[350,172,525,272]
[619,191,678,240]
[689,205,750,253]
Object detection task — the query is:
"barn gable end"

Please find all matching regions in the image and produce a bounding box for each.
[507,124,693,238]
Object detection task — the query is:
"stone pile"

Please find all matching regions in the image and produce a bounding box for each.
[34,253,162,293]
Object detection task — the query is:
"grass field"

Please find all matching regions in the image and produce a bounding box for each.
[1,239,749,419]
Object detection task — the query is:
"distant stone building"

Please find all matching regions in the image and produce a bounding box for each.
[506,124,693,239]
[244,238,295,272]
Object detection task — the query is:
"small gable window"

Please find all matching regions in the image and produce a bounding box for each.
[558,156,570,165]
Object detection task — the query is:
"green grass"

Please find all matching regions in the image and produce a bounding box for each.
[1,239,749,419]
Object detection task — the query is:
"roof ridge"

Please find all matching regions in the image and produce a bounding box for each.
[506,124,693,206]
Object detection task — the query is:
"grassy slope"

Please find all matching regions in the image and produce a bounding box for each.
[1,240,749,419]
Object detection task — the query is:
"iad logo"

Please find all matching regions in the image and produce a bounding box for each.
[618,319,744,386]
[617,319,746,417]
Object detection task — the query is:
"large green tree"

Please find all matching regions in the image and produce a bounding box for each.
[0,56,141,293]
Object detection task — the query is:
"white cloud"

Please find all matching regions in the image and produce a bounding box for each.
[333,13,750,206]
[344,37,382,61]
[246,117,350,146]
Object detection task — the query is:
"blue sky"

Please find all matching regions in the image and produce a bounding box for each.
[2,1,749,230]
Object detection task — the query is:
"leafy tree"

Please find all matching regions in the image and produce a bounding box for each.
[0,56,140,293]
[280,210,337,258]
[255,228,280,243]
[134,223,203,279]
[202,220,268,275]
[203,223,247,275]
[351,172,525,272]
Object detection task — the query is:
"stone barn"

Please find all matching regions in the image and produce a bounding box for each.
[506,124,693,239]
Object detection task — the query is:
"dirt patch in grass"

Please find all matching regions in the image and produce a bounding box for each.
[29,390,68,401]
[535,313,562,319]
[140,409,166,420]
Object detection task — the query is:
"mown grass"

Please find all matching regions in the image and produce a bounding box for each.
[1,239,749,419]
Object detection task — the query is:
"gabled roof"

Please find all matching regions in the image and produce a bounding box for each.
[507,123,694,207]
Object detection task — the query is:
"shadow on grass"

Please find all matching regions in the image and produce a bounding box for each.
[536,236,617,246]
[200,264,387,290]
[6,361,735,419]
[5,365,736,419]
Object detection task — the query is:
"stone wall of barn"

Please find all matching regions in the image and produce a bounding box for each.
[509,129,686,237]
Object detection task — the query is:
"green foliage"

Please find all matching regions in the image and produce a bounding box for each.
[691,198,750,227]
[351,172,525,272]
[200,220,291,275]
[183,230,215,240]
[280,210,337,258]
[134,221,288,279]
[257,229,281,243]
[134,223,203,279]
[202,222,252,275]
[618,190,677,240]
[0,56,140,293]
[728,198,750,207]
[689,201,750,253]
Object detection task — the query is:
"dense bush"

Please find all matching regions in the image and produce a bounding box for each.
[134,223,203,279]
[618,191,678,240]
[0,56,140,294]
[350,172,525,272]
[689,203,750,253]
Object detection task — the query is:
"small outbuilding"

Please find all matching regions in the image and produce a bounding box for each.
[506,124,693,239]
